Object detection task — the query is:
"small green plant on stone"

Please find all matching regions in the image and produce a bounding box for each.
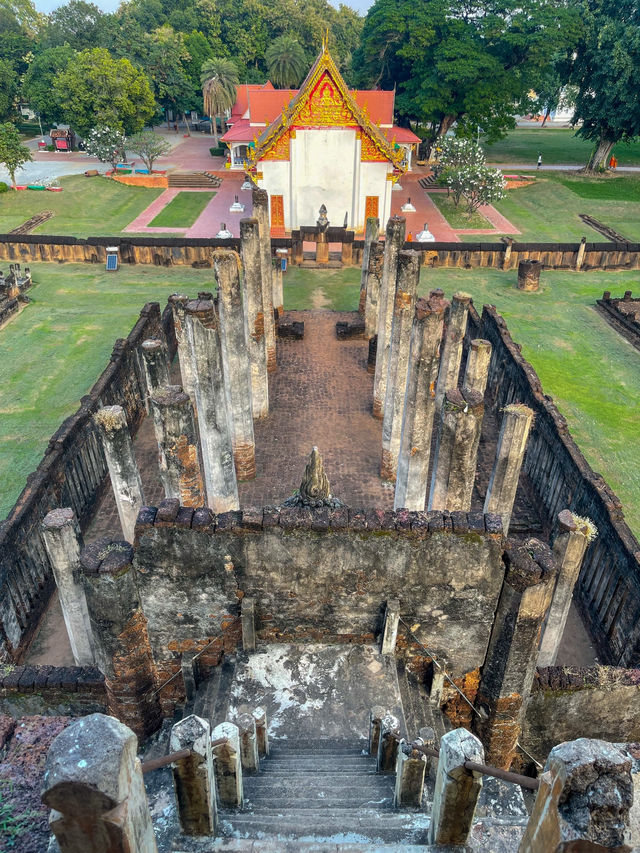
[0,781,39,848]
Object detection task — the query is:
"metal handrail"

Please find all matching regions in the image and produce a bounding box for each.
[384,732,539,791]
[141,737,228,774]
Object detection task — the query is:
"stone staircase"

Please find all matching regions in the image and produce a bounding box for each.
[168,171,222,188]
[418,175,438,190]
[217,738,430,845]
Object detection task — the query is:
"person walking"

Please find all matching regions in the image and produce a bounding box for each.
[537,153,542,170]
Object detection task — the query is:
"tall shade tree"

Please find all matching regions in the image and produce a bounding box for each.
[354,0,580,158]
[265,34,307,88]
[52,47,156,136]
[0,60,18,123]
[0,121,32,187]
[572,0,640,172]
[44,0,107,50]
[22,44,74,126]
[200,56,238,144]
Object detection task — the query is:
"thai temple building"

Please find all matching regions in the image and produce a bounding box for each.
[221,39,420,231]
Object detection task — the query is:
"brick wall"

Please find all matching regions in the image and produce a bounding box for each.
[0,665,107,716]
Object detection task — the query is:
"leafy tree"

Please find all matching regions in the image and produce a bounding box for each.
[435,136,485,171]
[529,51,577,126]
[0,60,18,122]
[52,47,156,136]
[355,0,581,158]
[0,121,32,187]
[265,34,307,88]
[444,165,505,214]
[572,0,640,172]
[85,124,126,170]
[141,26,195,129]
[0,6,35,73]
[201,56,238,144]
[22,44,74,126]
[44,0,107,50]
[0,0,41,35]
[126,129,171,171]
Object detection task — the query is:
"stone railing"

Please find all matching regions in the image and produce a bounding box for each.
[480,304,640,667]
[0,301,173,663]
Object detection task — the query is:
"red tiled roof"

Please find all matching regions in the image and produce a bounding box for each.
[248,89,297,125]
[385,125,421,144]
[221,119,257,143]
[230,82,275,119]
[353,91,395,125]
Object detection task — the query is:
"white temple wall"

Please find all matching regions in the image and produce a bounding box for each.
[357,161,393,229]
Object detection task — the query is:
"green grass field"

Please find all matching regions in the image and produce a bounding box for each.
[0,264,215,517]
[458,173,640,243]
[428,193,490,229]
[284,266,640,536]
[2,263,639,541]
[149,191,214,227]
[0,175,162,236]
[483,128,640,167]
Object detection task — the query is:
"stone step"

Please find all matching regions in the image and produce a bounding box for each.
[177,839,432,852]
[396,659,436,741]
[258,759,375,771]
[192,655,236,723]
[242,796,396,809]
[242,783,395,801]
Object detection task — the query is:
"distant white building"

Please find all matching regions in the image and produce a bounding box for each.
[221,40,419,232]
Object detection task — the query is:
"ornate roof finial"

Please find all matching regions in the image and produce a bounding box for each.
[283,446,343,508]
[322,27,329,52]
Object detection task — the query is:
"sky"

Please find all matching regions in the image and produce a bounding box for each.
[33,0,373,15]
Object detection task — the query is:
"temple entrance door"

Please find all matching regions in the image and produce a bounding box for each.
[271,195,285,229]
[365,195,379,220]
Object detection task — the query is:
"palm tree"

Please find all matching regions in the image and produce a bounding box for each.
[200,58,239,146]
[266,35,307,89]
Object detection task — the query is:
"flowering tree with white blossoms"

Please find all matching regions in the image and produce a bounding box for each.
[437,136,485,171]
[85,126,126,172]
[436,136,505,215]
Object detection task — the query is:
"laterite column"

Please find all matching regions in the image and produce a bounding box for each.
[240,218,269,418]
[381,250,419,482]
[428,388,484,511]
[484,403,534,534]
[185,297,239,512]
[150,386,205,507]
[252,188,276,372]
[94,405,145,541]
[141,338,170,400]
[372,216,406,418]
[214,249,256,480]
[473,539,557,769]
[364,242,384,340]
[462,339,492,396]
[169,294,196,401]
[81,540,162,739]
[538,510,594,667]
[272,262,284,318]
[394,290,448,510]
[359,216,380,316]
[434,292,471,409]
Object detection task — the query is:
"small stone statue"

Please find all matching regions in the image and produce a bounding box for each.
[317,204,329,232]
[283,446,343,508]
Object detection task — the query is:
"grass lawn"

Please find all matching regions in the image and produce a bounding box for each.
[428,193,490,229]
[0,263,215,518]
[284,266,640,537]
[0,175,162,236]
[459,173,640,243]
[149,191,214,228]
[483,128,640,167]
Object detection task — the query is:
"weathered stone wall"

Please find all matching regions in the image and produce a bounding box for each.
[0,664,107,716]
[0,302,172,663]
[2,233,640,270]
[523,666,640,761]
[597,290,640,349]
[480,304,640,668]
[133,505,505,686]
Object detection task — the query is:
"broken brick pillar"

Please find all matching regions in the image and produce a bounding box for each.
[141,338,170,401]
[240,217,269,419]
[518,738,633,853]
[394,290,448,511]
[462,338,492,397]
[538,510,595,667]
[214,249,256,481]
[94,405,145,541]
[170,714,217,836]
[434,291,472,410]
[272,261,284,318]
[169,294,196,401]
[41,508,95,666]
[372,215,406,418]
[150,386,205,507]
[359,216,380,316]
[428,388,484,511]
[517,259,542,291]
[185,297,239,512]
[429,728,484,845]
[380,249,419,482]
[252,188,276,372]
[483,403,534,535]
[473,538,557,769]
[80,540,162,739]
[212,721,243,806]
[364,241,384,340]
[42,713,158,853]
